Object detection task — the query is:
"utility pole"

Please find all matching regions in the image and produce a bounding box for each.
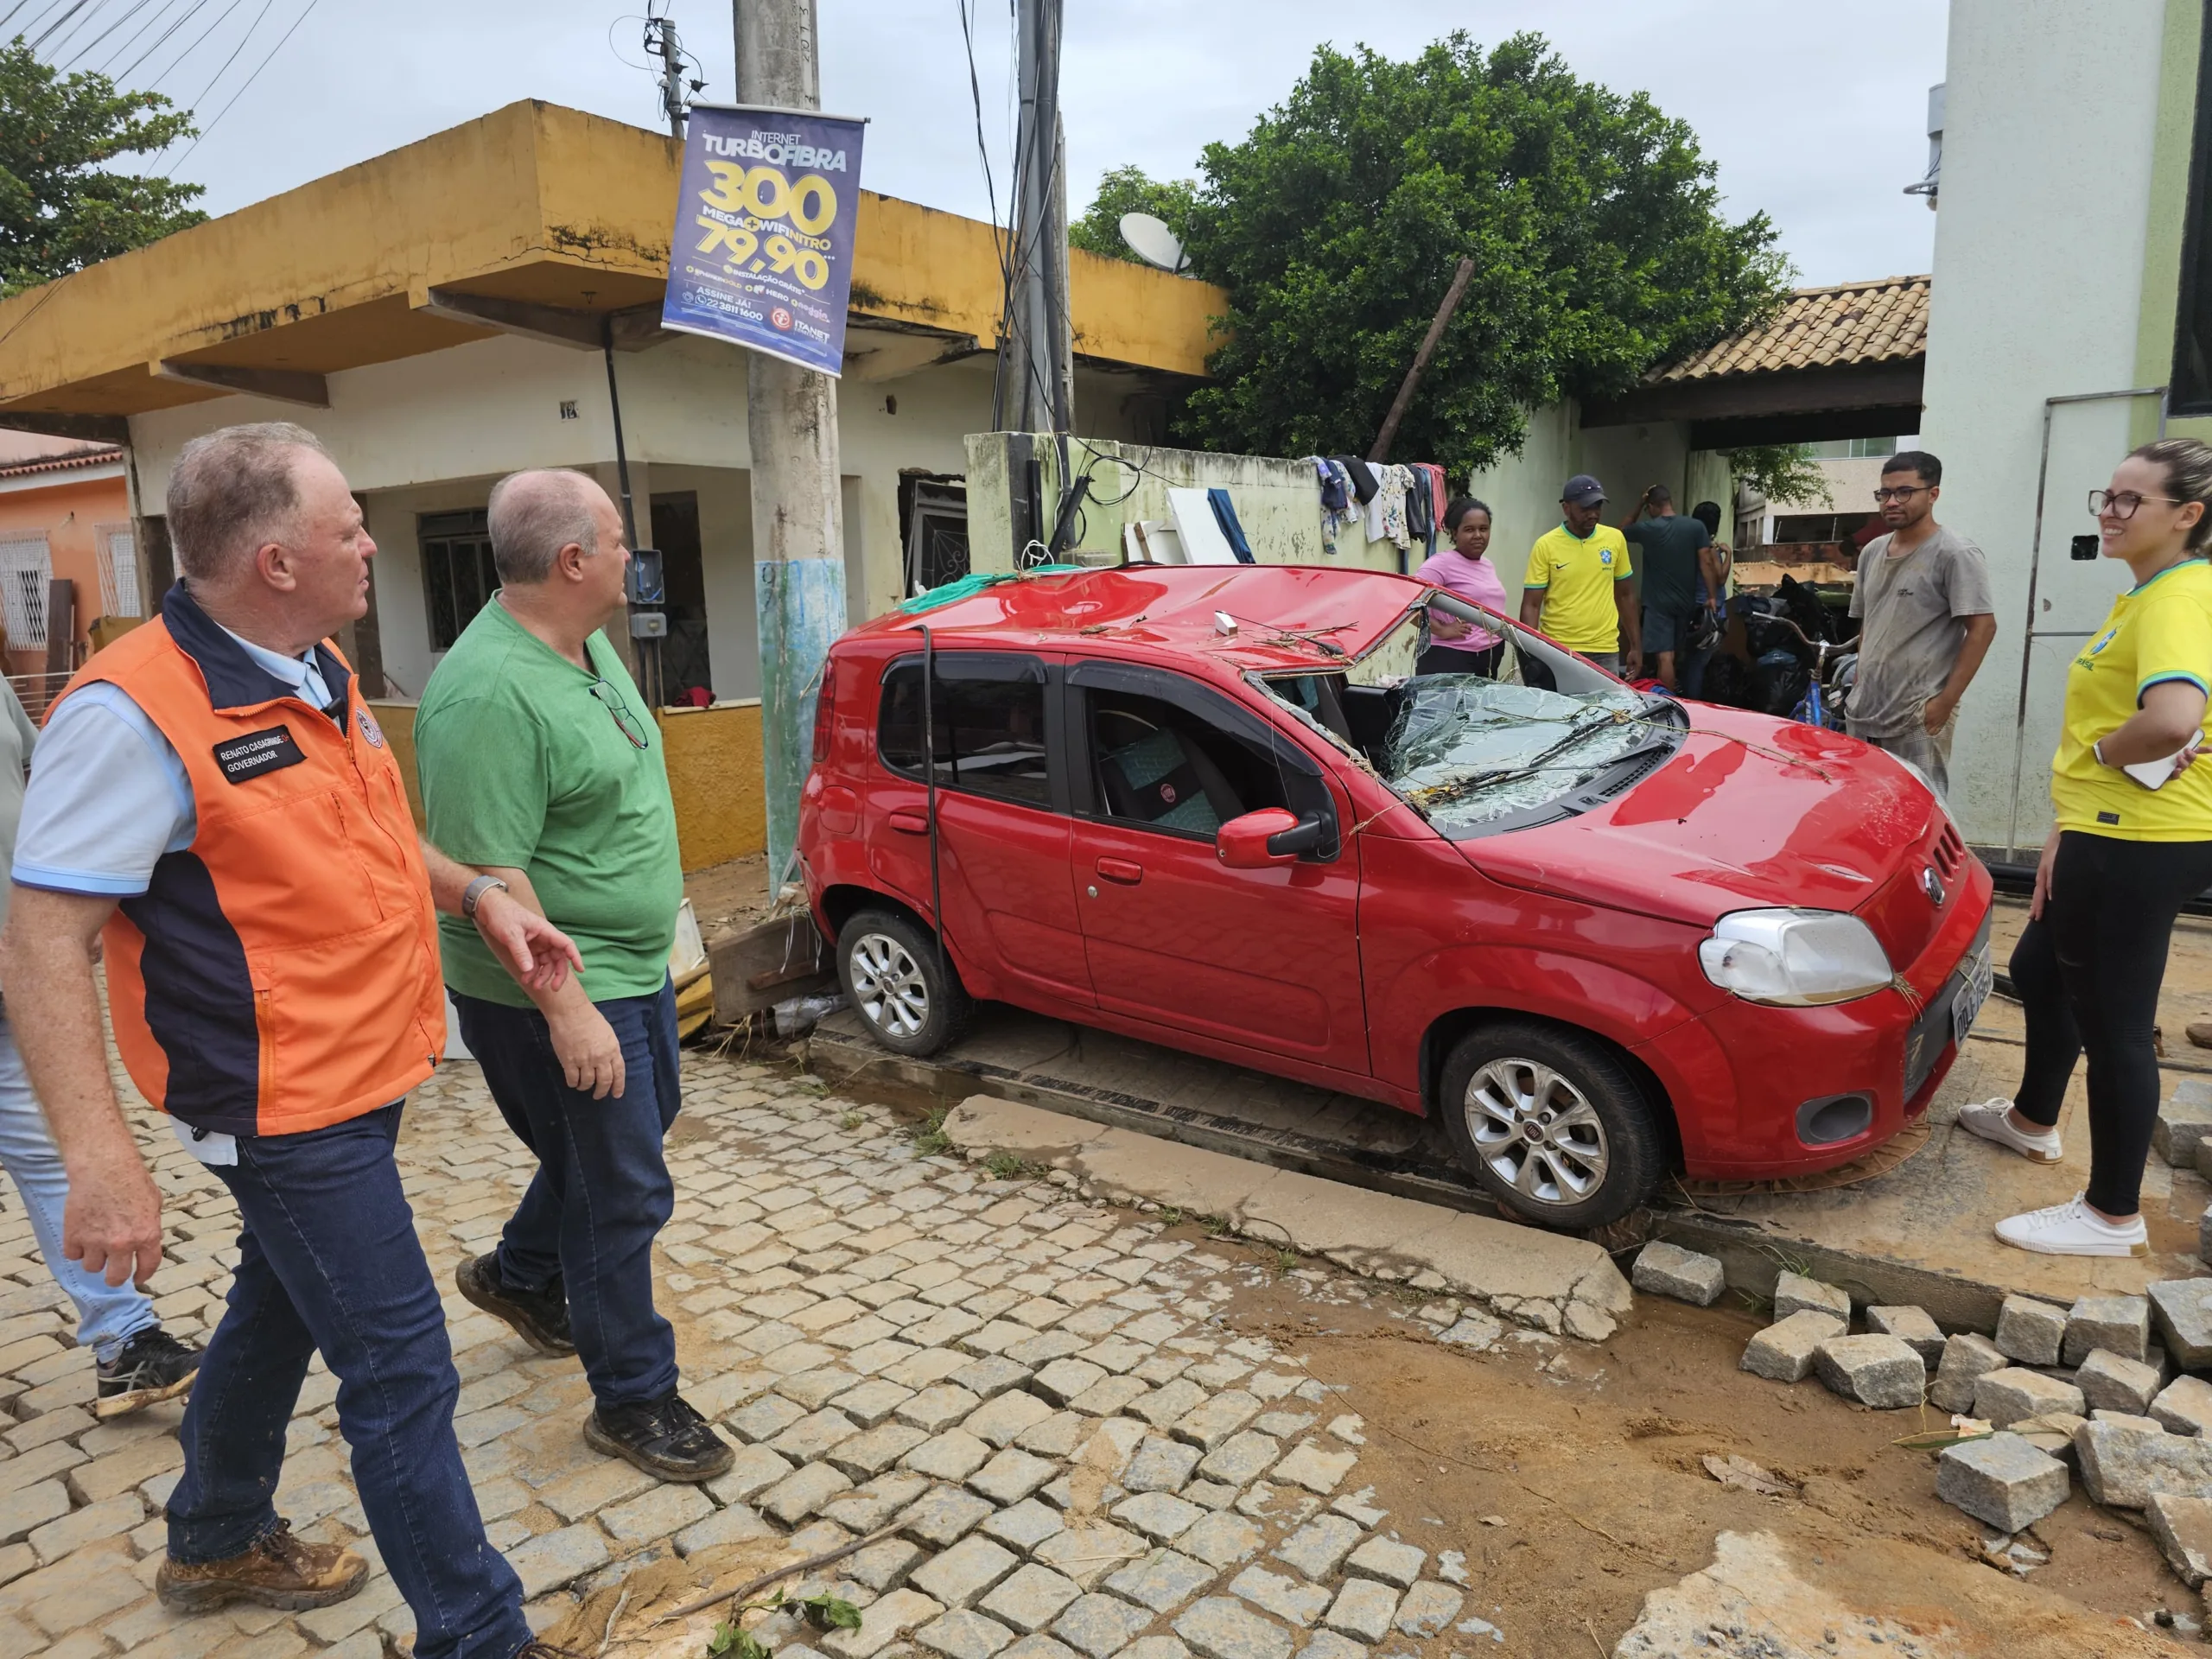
[736,0,846,892]
[645,3,690,137]
[999,0,1070,436]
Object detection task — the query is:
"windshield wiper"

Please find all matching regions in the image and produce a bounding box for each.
[1403,708,1630,808]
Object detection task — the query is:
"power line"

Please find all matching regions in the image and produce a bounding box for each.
[162,0,316,175]
[167,0,269,104]
[7,0,80,48]
[41,0,116,58]
[112,0,210,82]
[143,0,253,92]
[89,0,194,74]
[26,0,98,54]
[61,0,167,71]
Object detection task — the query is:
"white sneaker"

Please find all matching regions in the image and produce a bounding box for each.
[1994,1194,2149,1257]
[1955,1098,2063,1164]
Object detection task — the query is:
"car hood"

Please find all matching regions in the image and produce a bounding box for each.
[1461,703,1940,932]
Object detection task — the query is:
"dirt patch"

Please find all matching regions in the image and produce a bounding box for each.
[1202,1242,2190,1657]
[685,853,775,943]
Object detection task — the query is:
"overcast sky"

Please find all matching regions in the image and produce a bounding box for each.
[30,0,1947,289]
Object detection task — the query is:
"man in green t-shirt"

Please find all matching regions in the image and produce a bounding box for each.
[416,469,728,1484]
[1621,484,1726,691]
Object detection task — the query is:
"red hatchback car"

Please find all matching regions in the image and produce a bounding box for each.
[798,563,1993,1229]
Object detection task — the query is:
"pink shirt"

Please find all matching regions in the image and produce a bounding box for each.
[1414,549,1507,650]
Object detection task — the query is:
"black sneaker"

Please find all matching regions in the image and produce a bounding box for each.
[583,1392,733,1482]
[96,1328,203,1420]
[454,1253,575,1356]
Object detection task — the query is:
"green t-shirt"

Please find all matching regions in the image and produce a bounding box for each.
[416,595,683,1007]
[1624,513,1711,618]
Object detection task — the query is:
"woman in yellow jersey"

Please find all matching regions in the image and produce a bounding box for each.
[1958,438,2212,1255]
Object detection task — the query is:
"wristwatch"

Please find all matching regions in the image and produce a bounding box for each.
[461,874,509,919]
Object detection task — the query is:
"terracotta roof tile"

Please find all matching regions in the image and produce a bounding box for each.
[1652,275,1929,385]
[0,443,122,480]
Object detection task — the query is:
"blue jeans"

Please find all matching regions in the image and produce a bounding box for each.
[166,1103,531,1659]
[452,980,681,1408]
[0,1014,158,1362]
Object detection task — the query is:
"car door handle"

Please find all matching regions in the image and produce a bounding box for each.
[1095,857,1143,886]
[888,809,930,835]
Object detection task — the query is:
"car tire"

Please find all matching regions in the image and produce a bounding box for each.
[1437,1020,1663,1230]
[836,907,973,1058]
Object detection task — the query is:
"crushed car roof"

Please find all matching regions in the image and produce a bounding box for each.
[852,564,1433,672]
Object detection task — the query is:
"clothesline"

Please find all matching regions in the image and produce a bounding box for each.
[1309,455,1451,567]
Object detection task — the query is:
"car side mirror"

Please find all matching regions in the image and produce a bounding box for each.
[1216,808,1320,868]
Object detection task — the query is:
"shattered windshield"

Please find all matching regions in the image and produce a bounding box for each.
[1382,677,1650,830]
[1254,596,1674,836]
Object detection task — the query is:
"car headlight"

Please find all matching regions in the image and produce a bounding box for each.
[1698,908,1893,1006]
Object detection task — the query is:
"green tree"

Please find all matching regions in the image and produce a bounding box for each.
[1158,33,1789,469]
[1069,165,1200,264]
[1725,443,1829,510]
[0,39,204,296]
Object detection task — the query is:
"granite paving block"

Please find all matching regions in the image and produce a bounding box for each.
[1270,1445,1356,1495]
[1175,1595,1294,1659]
[729,1395,810,1444]
[1125,1437,1204,1495]
[957,1358,1035,1401]
[1994,1295,2069,1366]
[1176,1393,1264,1452]
[982,1564,1085,1634]
[1393,1581,1462,1638]
[508,1524,610,1599]
[982,1497,1068,1553]
[676,1503,776,1557]
[1974,1368,2087,1429]
[918,1609,1020,1659]
[906,1430,996,1483]
[761,1460,856,1525]
[1630,1243,1725,1306]
[1929,1333,2008,1414]
[2064,1295,2152,1366]
[1198,1433,1279,1487]
[1936,1434,2069,1531]
[1033,1360,1110,1407]
[902,1386,988,1433]
[902,1485,1003,1548]
[1864,1306,1946,1367]
[2154,1375,2212,1437]
[1115,1491,1206,1545]
[849,1537,929,1594]
[1343,1537,1424,1589]
[971,1447,1061,1506]
[1771,1273,1849,1325]
[968,1390,1058,1448]
[831,1423,933,1481]
[1069,1377,1152,1419]
[2076,1418,2212,1508]
[1132,1382,1209,1429]
[2151,1280,2212,1370]
[601,1483,715,1546]
[1035,1522,1148,1588]
[1053,1592,1154,1658]
[834,1379,920,1429]
[1319,1579,1396,1643]
[1740,1312,1847,1384]
[1229,1566,1330,1628]
[912,1535,1023,1609]
[2076,1350,2162,1417]
[824,1471,934,1533]
[2156,1077,2212,1167]
[1271,1516,1361,1582]
[1104,1548,1216,1614]
[1180,1511,1265,1570]
[773,1408,864,1462]
[1811,1334,1925,1409]
[2149,1493,2212,1587]
[824,1587,944,1659]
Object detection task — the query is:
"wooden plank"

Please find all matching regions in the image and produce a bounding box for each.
[709,912,831,1024]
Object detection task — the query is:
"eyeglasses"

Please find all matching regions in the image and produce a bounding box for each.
[2088,488,2186,520]
[1872,486,1929,504]
[588,678,650,750]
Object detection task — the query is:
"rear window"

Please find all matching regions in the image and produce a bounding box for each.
[878,655,1050,806]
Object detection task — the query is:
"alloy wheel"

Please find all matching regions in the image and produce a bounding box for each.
[849,931,930,1039]
[1464,1056,1611,1210]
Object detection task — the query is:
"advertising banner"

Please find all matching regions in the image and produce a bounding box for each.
[662,105,867,377]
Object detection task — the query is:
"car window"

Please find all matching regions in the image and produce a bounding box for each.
[878,655,1050,806]
[1085,685,1319,842]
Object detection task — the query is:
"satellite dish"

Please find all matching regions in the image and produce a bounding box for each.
[1119,213,1188,273]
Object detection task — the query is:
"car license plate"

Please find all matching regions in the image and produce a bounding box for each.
[1953,945,1993,1046]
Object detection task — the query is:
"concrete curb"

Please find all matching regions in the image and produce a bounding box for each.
[943,1094,1635,1342]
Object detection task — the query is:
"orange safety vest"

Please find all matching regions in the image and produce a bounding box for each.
[52,584,445,1136]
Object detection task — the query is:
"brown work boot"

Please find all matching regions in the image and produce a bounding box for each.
[156,1520,368,1611]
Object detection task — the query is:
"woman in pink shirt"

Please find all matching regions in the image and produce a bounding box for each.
[1415,498,1509,675]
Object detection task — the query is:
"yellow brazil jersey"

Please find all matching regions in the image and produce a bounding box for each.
[2052,557,2212,842]
[1525,524,1633,652]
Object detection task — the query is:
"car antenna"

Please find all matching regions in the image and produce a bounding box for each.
[921,623,949,992]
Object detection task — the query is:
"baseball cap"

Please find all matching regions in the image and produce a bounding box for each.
[1560,474,1605,507]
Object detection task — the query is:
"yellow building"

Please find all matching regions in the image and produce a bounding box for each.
[0,99,1223,864]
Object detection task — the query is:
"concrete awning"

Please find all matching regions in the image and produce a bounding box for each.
[1582,274,1929,447]
[0,100,1225,443]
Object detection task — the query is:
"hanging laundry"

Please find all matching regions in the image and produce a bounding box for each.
[1331,454,1380,505]
[1364,462,1414,550]
[1318,459,1361,555]
[1207,489,1255,563]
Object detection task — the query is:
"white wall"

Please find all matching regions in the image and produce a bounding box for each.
[1918,0,2171,853]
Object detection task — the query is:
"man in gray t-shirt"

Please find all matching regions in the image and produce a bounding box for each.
[1844,449,1998,798]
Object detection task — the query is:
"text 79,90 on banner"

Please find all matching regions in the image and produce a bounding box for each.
[660,105,868,378]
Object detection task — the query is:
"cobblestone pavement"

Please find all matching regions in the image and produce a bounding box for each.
[0,1050,1514,1659]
